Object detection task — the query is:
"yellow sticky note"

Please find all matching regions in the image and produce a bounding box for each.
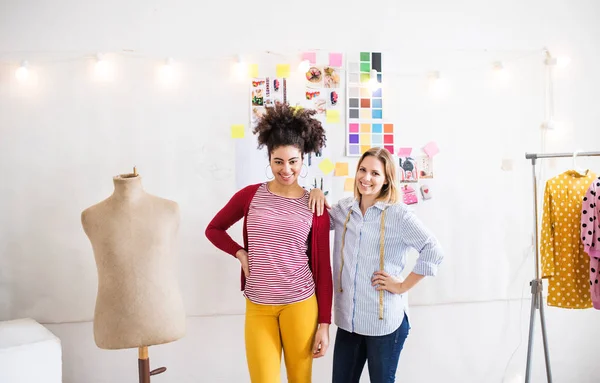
[326,109,340,124]
[318,158,335,175]
[344,178,355,192]
[248,64,259,78]
[334,162,349,177]
[231,124,245,139]
[276,64,290,78]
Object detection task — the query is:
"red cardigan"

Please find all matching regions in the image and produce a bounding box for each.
[205,183,333,324]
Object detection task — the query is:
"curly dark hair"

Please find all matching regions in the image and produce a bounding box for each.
[252,102,326,158]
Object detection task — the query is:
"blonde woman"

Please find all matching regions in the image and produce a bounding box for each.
[309,147,444,383]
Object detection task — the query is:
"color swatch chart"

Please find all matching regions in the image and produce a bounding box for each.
[346,52,394,156]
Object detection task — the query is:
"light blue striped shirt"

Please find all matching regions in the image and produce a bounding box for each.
[330,197,444,336]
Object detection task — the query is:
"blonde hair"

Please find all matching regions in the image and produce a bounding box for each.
[354,147,399,204]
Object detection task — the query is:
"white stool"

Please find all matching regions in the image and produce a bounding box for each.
[0,318,62,383]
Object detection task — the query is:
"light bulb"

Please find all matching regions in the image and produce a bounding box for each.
[492,61,509,83]
[557,56,571,68]
[15,61,29,82]
[428,71,447,98]
[368,69,380,91]
[94,53,114,82]
[545,55,571,68]
[159,57,175,85]
[233,54,247,80]
[298,59,310,73]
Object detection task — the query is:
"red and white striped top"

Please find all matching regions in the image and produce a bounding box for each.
[245,183,315,305]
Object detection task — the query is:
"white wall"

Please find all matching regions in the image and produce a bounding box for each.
[1,0,600,382]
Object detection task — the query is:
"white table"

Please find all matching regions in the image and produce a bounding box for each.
[0,318,62,383]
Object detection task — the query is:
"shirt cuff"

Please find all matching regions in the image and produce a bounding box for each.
[413,261,438,277]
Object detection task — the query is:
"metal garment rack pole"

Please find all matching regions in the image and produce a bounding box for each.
[524,150,600,383]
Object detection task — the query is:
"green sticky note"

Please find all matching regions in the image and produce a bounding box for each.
[360,52,371,62]
[318,158,335,175]
[231,124,245,139]
[360,62,371,73]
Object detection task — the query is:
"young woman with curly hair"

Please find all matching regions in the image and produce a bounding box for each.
[205,102,332,383]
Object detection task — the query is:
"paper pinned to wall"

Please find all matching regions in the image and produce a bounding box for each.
[329,53,343,67]
[397,147,412,157]
[231,124,245,139]
[302,52,317,64]
[248,64,259,78]
[423,141,440,157]
[344,178,355,192]
[417,156,434,178]
[276,64,290,78]
[318,158,335,175]
[334,162,349,176]
[326,109,340,123]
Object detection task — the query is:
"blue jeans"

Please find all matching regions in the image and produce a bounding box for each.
[332,314,410,383]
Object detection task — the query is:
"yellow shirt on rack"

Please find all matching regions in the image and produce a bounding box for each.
[541,170,596,309]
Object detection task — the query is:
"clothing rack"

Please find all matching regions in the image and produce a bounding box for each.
[524,150,600,383]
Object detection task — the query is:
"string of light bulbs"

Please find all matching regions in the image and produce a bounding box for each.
[0,48,571,93]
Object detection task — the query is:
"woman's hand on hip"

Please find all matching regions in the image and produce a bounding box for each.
[312,323,330,358]
[372,271,408,294]
[235,249,250,277]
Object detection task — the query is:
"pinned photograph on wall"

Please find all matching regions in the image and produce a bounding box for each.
[324,67,341,88]
[401,184,419,205]
[265,77,286,106]
[251,77,286,129]
[328,91,339,107]
[417,156,434,178]
[305,67,323,87]
[251,79,266,106]
[251,107,266,129]
[399,157,418,183]
[305,89,326,114]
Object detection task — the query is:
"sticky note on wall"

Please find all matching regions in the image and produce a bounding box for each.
[248,64,259,78]
[318,158,335,175]
[326,109,340,123]
[334,162,348,176]
[231,124,245,139]
[276,64,290,78]
[302,52,316,64]
[397,147,412,157]
[329,53,343,67]
[423,141,439,157]
[344,178,355,192]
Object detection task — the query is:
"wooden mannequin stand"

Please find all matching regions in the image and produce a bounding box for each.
[138,347,166,383]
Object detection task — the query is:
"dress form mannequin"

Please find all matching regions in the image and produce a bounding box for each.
[81,171,185,381]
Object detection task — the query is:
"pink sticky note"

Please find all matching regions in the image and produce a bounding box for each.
[397,147,412,157]
[423,141,440,158]
[329,53,343,67]
[302,52,316,64]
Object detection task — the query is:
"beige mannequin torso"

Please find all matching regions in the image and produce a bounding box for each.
[81,174,186,350]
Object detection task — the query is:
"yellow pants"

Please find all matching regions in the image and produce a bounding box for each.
[245,295,318,383]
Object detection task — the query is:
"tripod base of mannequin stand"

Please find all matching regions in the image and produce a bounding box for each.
[138,346,167,383]
[524,279,552,383]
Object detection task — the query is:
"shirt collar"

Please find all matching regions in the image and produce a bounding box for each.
[351,198,391,213]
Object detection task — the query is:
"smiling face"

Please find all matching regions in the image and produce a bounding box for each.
[270,145,303,186]
[356,155,387,198]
